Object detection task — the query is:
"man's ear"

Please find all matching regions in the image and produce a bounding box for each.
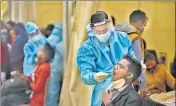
[127,72,133,79]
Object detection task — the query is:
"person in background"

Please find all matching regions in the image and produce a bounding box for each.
[9,29,16,45]
[46,22,64,106]
[77,11,137,106]
[40,28,47,37]
[6,21,16,32]
[9,23,28,73]
[1,40,7,84]
[23,22,47,76]
[115,10,148,97]
[11,43,55,106]
[1,21,11,44]
[1,21,11,80]
[111,16,116,26]
[171,53,176,78]
[45,24,54,38]
[144,52,175,94]
[102,55,142,106]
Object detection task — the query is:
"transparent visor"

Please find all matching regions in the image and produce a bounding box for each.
[28,30,39,38]
[93,23,110,35]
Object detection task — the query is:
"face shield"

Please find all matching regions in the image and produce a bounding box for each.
[91,19,111,35]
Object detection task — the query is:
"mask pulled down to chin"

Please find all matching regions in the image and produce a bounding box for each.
[105,78,126,91]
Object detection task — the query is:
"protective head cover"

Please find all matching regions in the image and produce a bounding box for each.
[25,22,39,35]
[23,22,47,76]
[47,22,63,48]
[25,22,42,42]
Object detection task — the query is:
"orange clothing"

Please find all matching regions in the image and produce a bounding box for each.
[145,65,175,92]
[27,62,50,106]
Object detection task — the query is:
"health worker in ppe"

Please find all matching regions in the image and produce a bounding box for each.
[77,11,136,106]
[46,22,64,106]
[23,22,47,76]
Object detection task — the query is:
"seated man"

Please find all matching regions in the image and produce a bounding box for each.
[144,52,175,94]
[11,43,55,106]
[102,55,142,106]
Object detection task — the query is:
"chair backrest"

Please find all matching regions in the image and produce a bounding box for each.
[44,77,50,106]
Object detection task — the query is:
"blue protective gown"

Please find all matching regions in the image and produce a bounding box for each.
[46,22,64,106]
[23,22,47,76]
[23,36,47,76]
[77,25,136,106]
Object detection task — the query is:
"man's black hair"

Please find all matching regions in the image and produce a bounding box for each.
[44,43,55,62]
[7,21,16,27]
[90,11,108,23]
[142,38,147,50]
[111,15,116,26]
[144,51,157,63]
[123,55,142,82]
[129,9,147,23]
[46,24,54,31]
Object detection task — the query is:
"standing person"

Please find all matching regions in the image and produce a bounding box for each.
[1,21,11,44]
[9,23,28,73]
[77,11,136,106]
[23,22,47,76]
[115,10,148,97]
[6,21,16,32]
[45,24,54,38]
[46,22,64,106]
[1,21,11,80]
[1,40,7,84]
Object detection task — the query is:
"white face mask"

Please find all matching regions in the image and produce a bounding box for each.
[95,30,110,43]
[31,34,41,42]
[1,29,8,34]
[139,26,144,33]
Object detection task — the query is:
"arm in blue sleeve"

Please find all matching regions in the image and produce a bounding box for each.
[132,40,142,62]
[24,43,36,64]
[56,41,64,57]
[77,46,98,85]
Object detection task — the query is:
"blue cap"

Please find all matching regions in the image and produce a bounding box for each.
[25,22,39,34]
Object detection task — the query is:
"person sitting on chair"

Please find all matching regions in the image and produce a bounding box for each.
[102,55,142,106]
[144,52,175,94]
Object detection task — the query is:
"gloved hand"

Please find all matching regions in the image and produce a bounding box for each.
[94,72,108,82]
[141,60,146,73]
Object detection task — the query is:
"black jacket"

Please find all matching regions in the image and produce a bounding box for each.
[102,84,166,106]
[103,84,141,106]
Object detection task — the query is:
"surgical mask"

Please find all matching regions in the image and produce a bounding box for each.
[146,65,156,72]
[95,30,110,43]
[105,78,125,91]
[139,26,144,32]
[31,35,41,42]
[139,26,144,34]
[1,29,8,34]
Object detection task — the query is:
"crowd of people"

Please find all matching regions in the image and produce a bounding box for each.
[1,21,63,106]
[0,9,175,106]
